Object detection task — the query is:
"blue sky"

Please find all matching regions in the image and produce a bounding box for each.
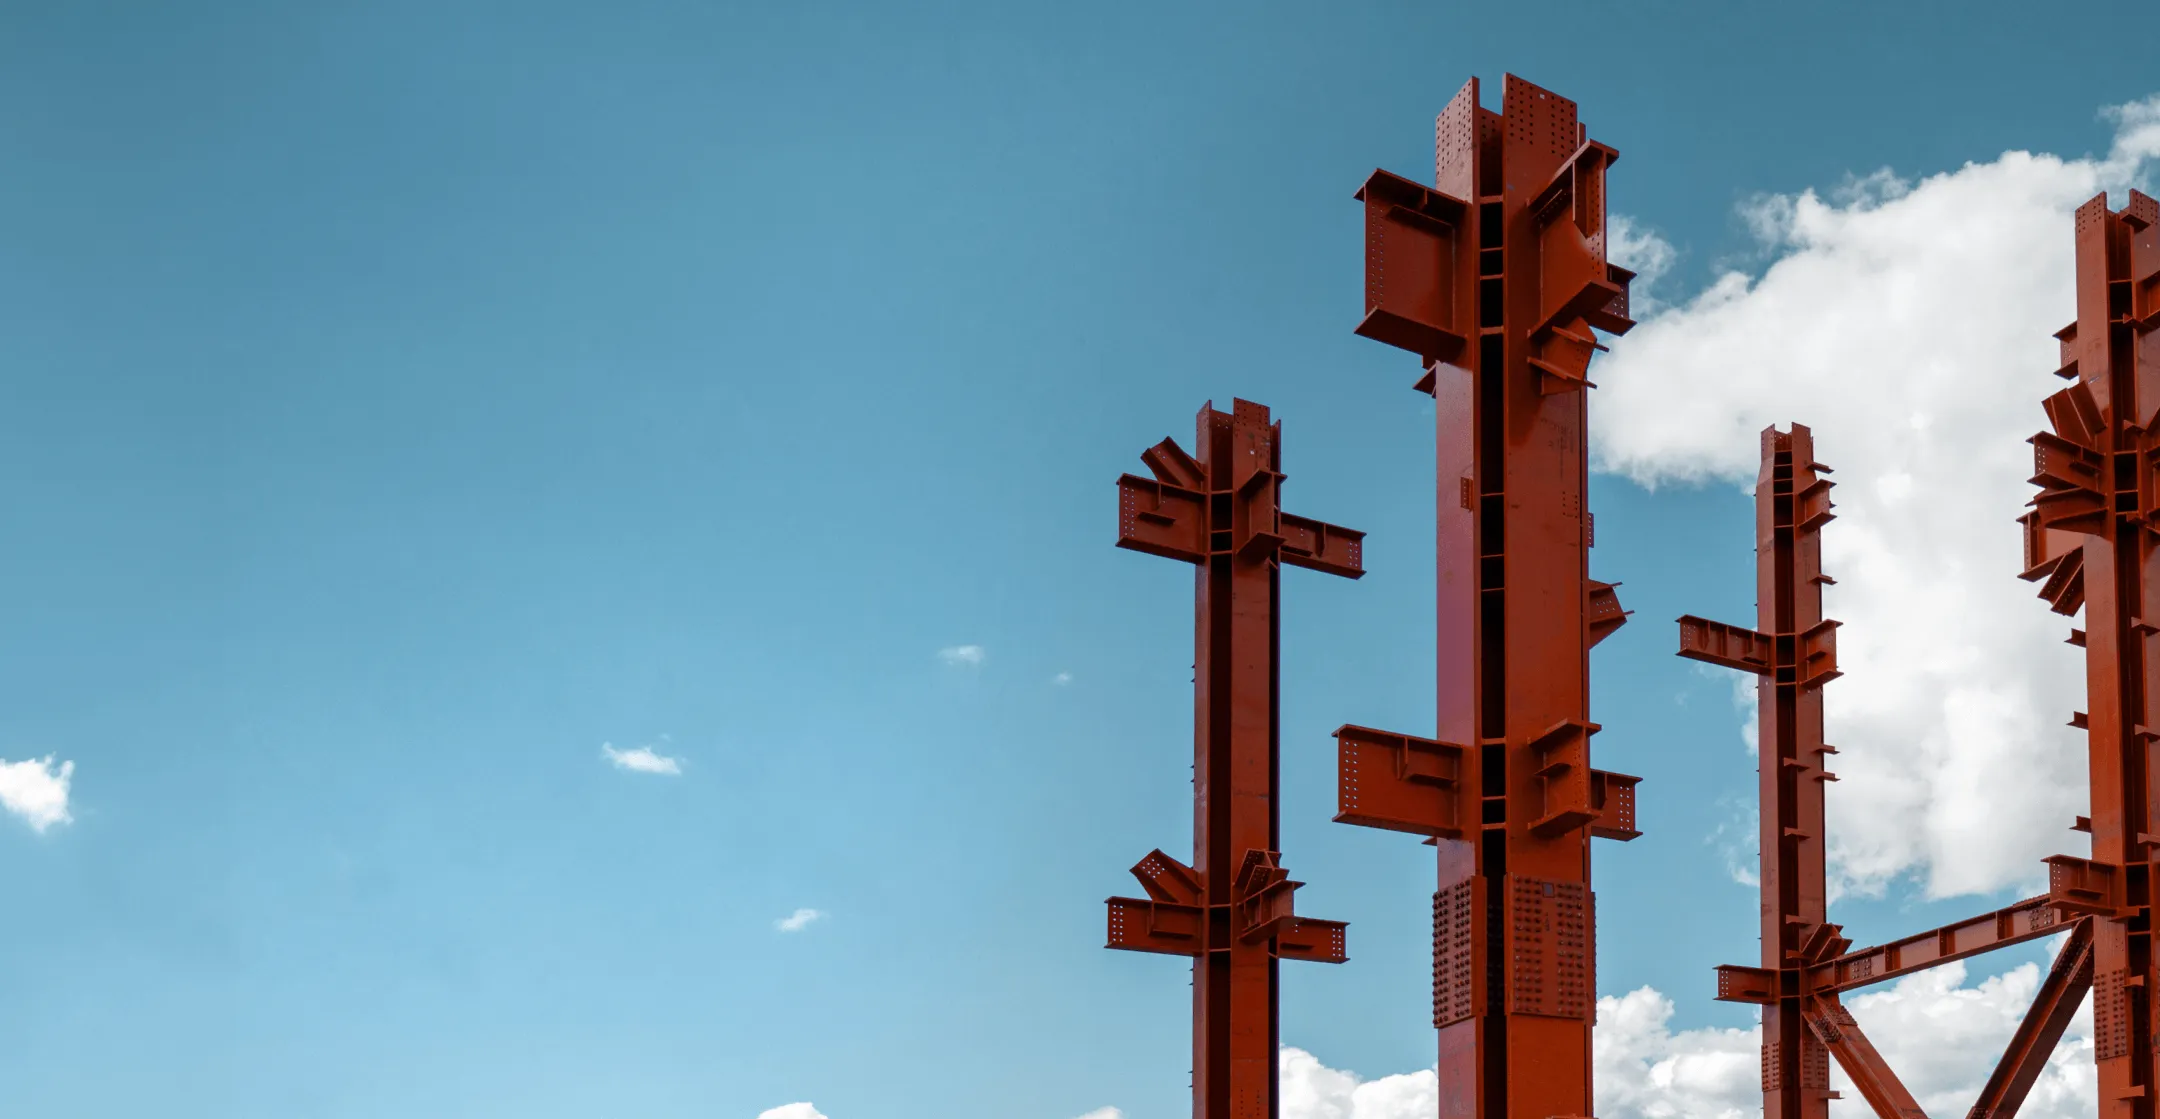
[1,3,2156,1118]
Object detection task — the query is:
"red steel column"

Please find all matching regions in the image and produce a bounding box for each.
[1681,427,1939,1119]
[2028,189,2160,1119]
[1334,75,1640,1119]
[1682,427,1842,1119]
[1104,398,1361,1119]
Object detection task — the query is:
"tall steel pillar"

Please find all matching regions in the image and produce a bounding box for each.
[2028,188,2160,1119]
[1331,75,1641,1119]
[1103,398,1361,1119]
[1681,426,1925,1119]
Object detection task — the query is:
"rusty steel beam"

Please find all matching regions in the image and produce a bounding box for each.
[1685,425,1845,1119]
[2024,188,2160,1118]
[1969,919,2096,1119]
[1340,74,1639,1119]
[1102,399,1359,1119]
[1712,894,2071,999]
[1802,997,1928,1119]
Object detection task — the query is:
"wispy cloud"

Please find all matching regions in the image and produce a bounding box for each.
[937,644,985,667]
[0,755,74,832]
[1606,213,1678,316]
[774,907,825,933]
[1052,671,1073,686]
[601,740,683,776]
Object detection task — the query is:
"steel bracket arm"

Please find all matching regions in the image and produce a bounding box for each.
[2044,855,2126,917]
[1333,724,1471,838]
[1678,615,1841,688]
[1528,141,1633,337]
[1116,473,1208,565]
[1231,850,1348,964]
[1116,439,1364,578]
[1677,615,1776,675]
[1352,169,1470,364]
[1279,512,1365,579]
[1106,850,1208,957]
[1587,580,1631,649]
[2017,509,2086,616]
[1333,723,1638,842]
[1105,849,1348,965]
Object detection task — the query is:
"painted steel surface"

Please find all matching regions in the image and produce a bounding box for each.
[1104,399,1360,1119]
[2027,188,2160,1119]
[1684,426,1923,1119]
[1340,74,1640,1119]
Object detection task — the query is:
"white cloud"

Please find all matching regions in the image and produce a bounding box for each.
[774,907,825,933]
[1592,93,2160,899]
[1594,987,1763,1119]
[938,644,986,667]
[1251,963,2095,1119]
[600,741,682,776]
[1834,956,2094,1119]
[1609,214,1679,316]
[1053,671,1073,686]
[1069,1110,1123,1119]
[0,755,74,832]
[1281,1046,1438,1119]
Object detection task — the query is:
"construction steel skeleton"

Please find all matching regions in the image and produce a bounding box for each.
[1683,427,2078,1119]
[1691,190,2160,1119]
[1095,73,2160,1119]
[1103,398,1362,1119]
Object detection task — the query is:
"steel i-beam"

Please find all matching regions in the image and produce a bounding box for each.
[1104,398,1361,1119]
[1682,425,1928,1119]
[2026,188,2160,1118]
[1336,75,1641,1119]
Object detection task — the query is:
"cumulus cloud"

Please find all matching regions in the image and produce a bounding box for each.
[0,755,74,832]
[1835,957,2094,1119]
[938,644,986,667]
[1593,93,2160,899]
[1069,1110,1124,1119]
[1053,671,1074,686]
[1254,961,2094,1119]
[600,740,682,775]
[1594,987,1765,1119]
[1595,964,2094,1119]
[1281,1046,1439,1119]
[774,907,825,933]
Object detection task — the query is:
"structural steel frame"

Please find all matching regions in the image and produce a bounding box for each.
[1089,82,2160,1119]
[1337,74,1640,1119]
[1684,425,1964,1119]
[1692,422,2100,1119]
[2025,188,2160,1119]
[1103,398,1361,1119]
[1683,188,2159,1119]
